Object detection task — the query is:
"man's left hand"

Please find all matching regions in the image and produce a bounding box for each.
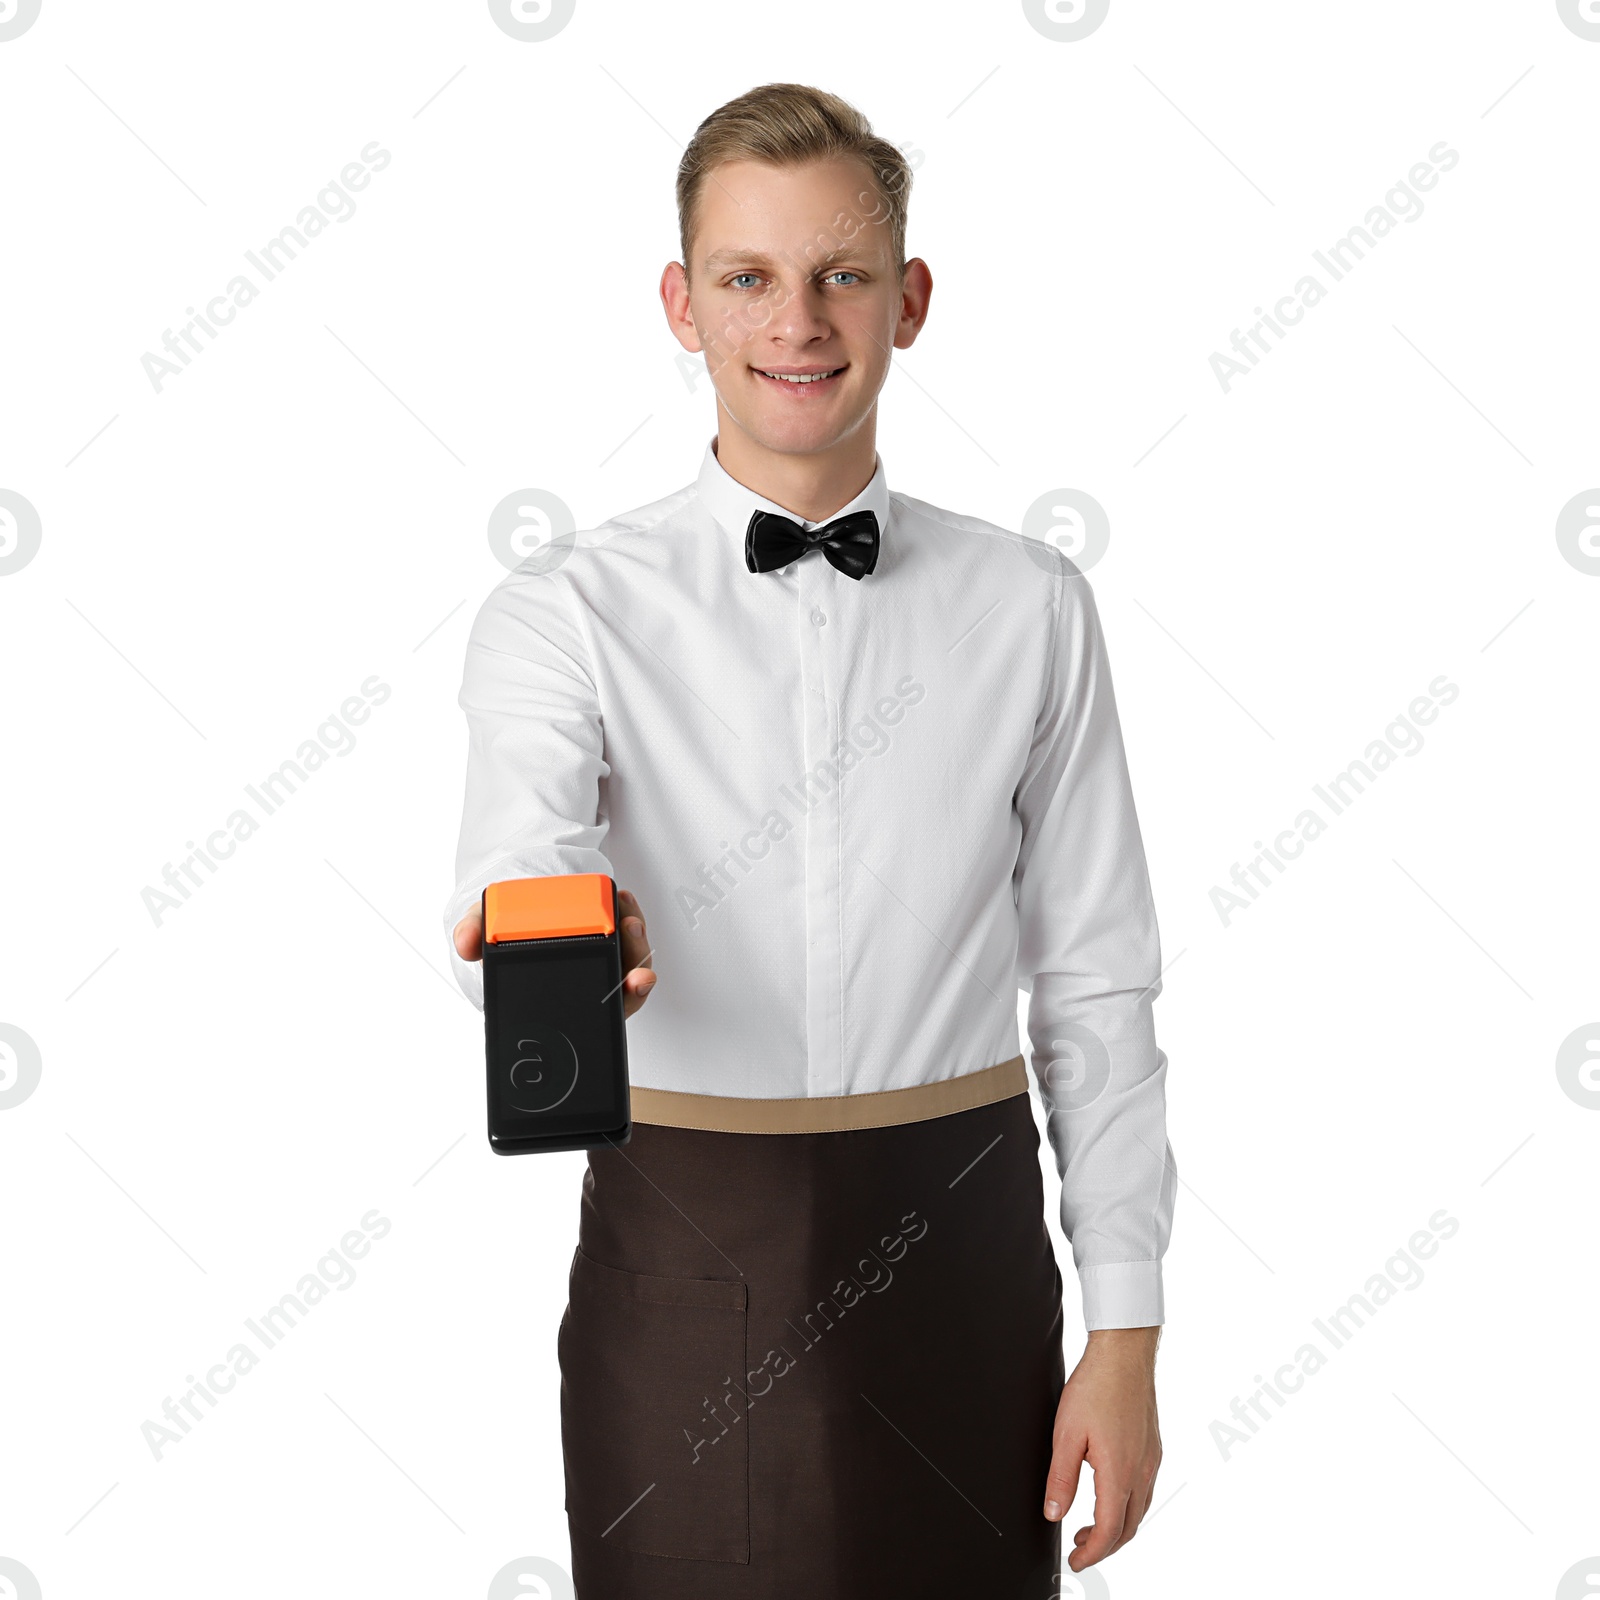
[1042,1325,1162,1572]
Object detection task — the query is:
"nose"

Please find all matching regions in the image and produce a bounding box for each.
[764,277,832,348]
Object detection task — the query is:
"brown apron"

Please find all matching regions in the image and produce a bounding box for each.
[557,1059,1067,1598]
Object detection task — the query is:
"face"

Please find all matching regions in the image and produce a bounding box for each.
[661,156,932,459]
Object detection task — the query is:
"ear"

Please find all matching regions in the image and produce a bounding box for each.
[660,261,704,354]
[892,258,934,351]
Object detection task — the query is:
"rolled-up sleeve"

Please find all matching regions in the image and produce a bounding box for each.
[1012,555,1176,1331]
[442,569,613,1011]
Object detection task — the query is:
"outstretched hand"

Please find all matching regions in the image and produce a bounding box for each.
[452,887,658,1018]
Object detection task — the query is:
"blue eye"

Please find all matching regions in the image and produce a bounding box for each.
[826,271,861,286]
[730,273,761,289]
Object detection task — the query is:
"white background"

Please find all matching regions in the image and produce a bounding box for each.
[2,2,1597,1596]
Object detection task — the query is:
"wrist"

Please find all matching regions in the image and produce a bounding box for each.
[1083,1325,1160,1362]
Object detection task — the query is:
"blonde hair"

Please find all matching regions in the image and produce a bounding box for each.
[676,83,912,281]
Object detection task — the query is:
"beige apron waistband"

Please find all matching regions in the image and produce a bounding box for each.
[628,1054,1028,1134]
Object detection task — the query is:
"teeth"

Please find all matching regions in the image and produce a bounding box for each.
[760,369,839,383]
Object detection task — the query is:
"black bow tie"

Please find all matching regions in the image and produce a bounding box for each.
[745,507,880,580]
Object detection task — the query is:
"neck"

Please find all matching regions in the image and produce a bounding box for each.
[712,403,878,524]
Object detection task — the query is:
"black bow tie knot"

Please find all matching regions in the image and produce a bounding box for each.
[746,508,880,580]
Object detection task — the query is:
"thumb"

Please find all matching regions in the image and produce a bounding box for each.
[1044,1428,1086,1521]
[453,909,483,961]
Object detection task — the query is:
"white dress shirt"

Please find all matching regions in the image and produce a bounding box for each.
[443,438,1176,1330]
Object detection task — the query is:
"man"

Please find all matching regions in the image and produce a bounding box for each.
[445,82,1175,1597]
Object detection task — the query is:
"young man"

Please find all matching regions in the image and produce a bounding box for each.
[445,83,1175,1597]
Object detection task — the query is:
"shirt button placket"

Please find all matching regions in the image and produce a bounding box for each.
[796,555,843,1096]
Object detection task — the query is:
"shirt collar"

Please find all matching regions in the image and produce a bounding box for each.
[695,435,891,569]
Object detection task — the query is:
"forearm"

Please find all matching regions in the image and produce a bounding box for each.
[1028,970,1175,1329]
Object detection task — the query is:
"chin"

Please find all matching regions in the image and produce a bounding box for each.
[759,418,846,455]
[731,403,864,458]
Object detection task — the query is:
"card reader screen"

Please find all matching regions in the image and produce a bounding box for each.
[485,942,625,1134]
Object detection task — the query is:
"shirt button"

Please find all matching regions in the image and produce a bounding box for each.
[810,606,827,626]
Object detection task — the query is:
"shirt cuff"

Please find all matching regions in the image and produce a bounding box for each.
[1079,1260,1165,1331]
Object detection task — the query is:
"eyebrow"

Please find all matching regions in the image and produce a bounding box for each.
[701,243,868,274]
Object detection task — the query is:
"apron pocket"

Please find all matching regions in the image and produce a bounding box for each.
[558,1247,750,1563]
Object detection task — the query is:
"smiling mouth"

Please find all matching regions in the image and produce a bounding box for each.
[754,366,846,385]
